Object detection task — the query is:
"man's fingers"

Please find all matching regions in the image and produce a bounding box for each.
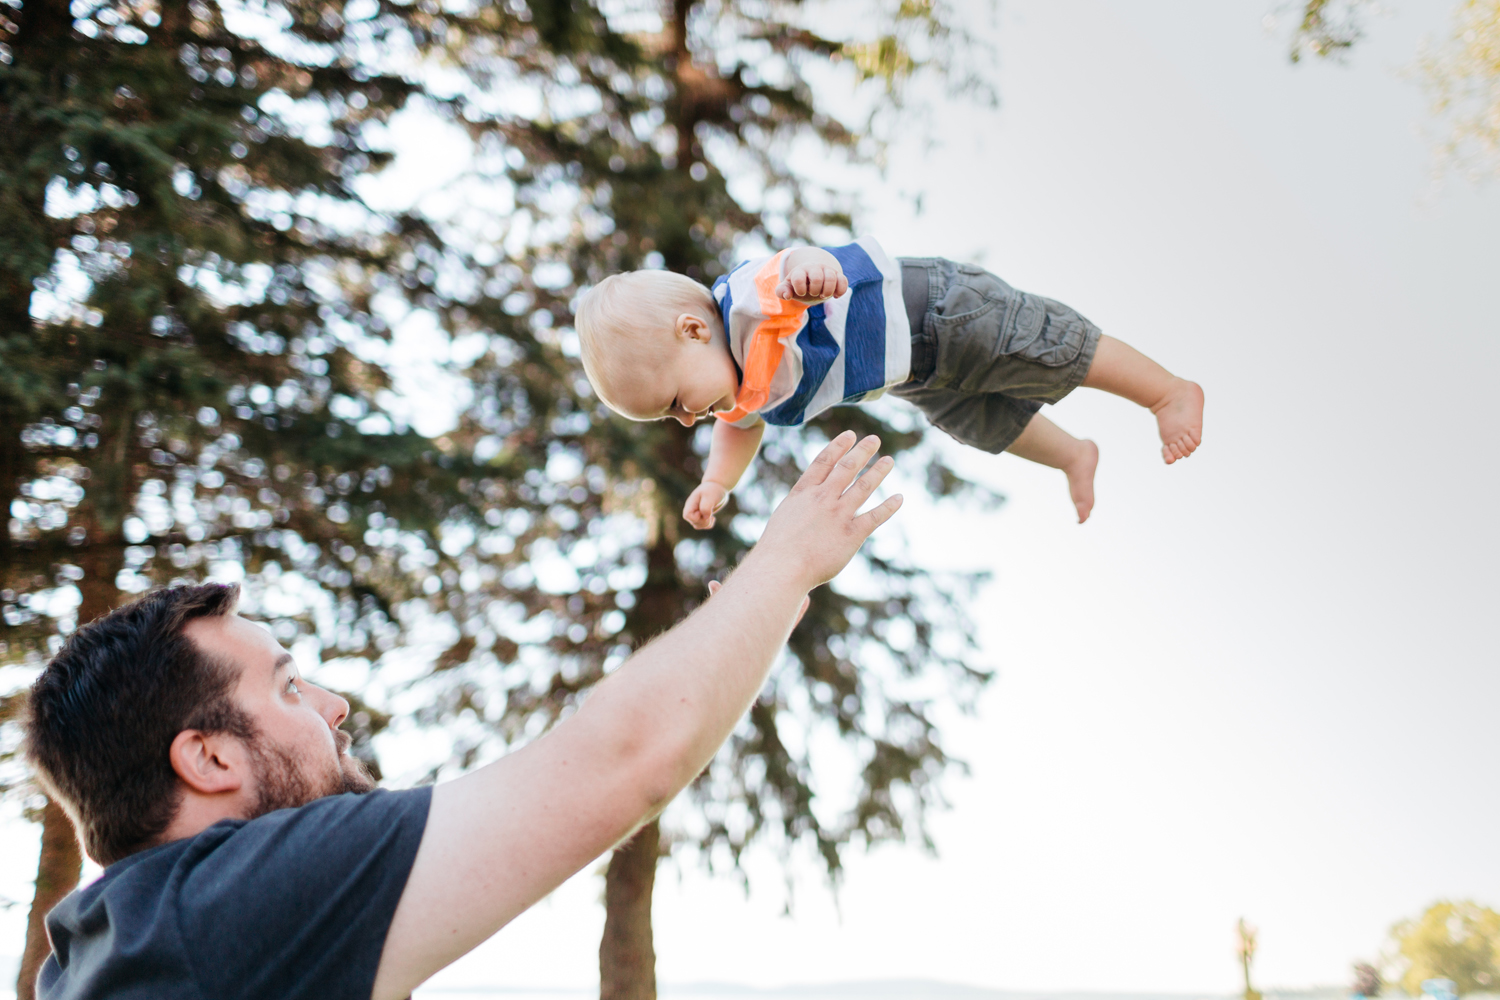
[844,454,894,507]
[797,430,856,489]
[825,434,881,494]
[855,493,903,534]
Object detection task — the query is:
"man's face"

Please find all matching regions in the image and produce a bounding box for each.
[184,613,375,817]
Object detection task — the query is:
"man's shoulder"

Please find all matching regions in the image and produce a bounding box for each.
[173,788,431,907]
[41,788,432,1000]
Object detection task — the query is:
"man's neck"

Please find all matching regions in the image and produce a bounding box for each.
[158,788,253,846]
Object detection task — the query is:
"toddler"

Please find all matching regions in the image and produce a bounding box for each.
[575,237,1203,528]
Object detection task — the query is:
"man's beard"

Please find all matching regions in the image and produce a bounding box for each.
[246,728,377,818]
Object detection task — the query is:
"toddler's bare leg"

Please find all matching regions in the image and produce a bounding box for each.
[1081,335,1204,464]
[1007,415,1099,524]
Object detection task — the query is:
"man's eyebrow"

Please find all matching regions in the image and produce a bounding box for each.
[272,653,294,674]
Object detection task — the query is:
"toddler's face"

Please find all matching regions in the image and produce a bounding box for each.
[611,316,740,426]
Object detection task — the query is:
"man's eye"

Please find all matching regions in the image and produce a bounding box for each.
[286,678,300,695]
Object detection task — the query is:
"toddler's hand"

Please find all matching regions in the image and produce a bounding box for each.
[683,481,729,530]
[776,263,847,303]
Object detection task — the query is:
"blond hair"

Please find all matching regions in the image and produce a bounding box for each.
[575,270,718,416]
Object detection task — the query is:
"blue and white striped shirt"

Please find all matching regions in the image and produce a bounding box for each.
[711,237,910,428]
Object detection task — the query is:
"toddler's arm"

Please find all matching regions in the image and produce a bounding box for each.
[684,419,766,530]
[777,248,847,302]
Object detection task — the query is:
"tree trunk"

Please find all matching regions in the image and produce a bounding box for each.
[14,798,82,1000]
[12,516,123,995]
[597,2,715,989]
[599,819,660,1000]
[598,515,678,1000]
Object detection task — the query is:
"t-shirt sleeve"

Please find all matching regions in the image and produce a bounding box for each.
[710,273,735,337]
[715,255,772,351]
[178,787,432,1000]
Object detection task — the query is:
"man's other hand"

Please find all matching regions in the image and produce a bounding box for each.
[751,431,901,589]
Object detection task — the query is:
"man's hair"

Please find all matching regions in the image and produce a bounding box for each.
[575,270,717,417]
[25,583,252,866]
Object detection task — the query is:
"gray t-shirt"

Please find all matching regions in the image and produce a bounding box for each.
[39,787,432,1000]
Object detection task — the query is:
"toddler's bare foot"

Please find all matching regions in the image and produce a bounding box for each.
[1064,439,1099,523]
[1152,379,1204,464]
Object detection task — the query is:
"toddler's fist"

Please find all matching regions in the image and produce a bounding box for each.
[776,264,847,303]
[683,481,729,530]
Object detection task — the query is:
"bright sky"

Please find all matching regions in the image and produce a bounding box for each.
[2,0,1496,994]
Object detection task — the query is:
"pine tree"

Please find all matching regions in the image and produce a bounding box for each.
[0,0,499,994]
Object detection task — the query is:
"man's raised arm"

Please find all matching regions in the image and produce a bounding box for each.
[372,431,901,1000]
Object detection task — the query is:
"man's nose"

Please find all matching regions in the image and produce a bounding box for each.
[675,411,696,427]
[306,682,350,730]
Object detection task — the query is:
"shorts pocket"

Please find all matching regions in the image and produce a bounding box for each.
[1002,294,1091,368]
[930,276,1001,325]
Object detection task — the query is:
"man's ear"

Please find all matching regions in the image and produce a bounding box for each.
[169,729,245,795]
[676,312,712,344]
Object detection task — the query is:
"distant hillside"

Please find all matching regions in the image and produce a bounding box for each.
[415,986,1363,1000]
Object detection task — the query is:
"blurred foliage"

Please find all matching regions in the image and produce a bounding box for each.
[0,0,499,820]
[1419,0,1500,181]
[409,0,1001,886]
[1283,0,1500,181]
[1392,901,1500,997]
[1286,0,1372,63]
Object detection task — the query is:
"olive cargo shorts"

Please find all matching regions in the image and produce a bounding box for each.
[892,257,1101,454]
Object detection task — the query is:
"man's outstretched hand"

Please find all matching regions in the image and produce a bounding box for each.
[748,430,901,590]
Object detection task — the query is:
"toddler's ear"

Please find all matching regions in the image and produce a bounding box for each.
[676,312,714,344]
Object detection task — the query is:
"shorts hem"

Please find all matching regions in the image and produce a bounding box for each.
[1045,320,1102,404]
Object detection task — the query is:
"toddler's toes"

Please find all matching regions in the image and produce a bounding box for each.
[1161,437,1190,464]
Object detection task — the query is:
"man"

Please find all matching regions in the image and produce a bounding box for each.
[23,432,900,1000]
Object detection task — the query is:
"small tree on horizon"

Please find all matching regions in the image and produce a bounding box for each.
[1238,917,1263,1000]
[1352,961,1384,998]
[1392,900,1500,997]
